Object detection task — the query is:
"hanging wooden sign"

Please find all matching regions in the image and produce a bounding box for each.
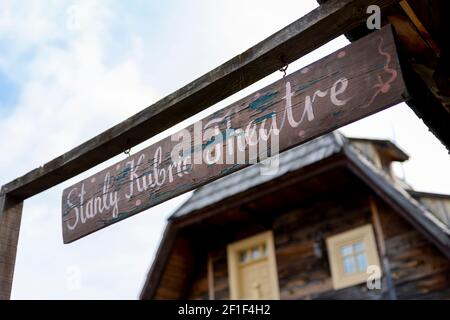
[62,25,408,243]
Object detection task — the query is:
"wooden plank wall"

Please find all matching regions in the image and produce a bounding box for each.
[272,194,386,299]
[376,200,450,299]
[153,235,194,299]
[184,192,450,300]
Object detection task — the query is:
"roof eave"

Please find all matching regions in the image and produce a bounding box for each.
[343,143,450,258]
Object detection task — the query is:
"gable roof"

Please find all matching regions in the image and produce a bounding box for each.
[341,139,450,252]
[170,132,449,238]
[140,132,450,299]
[171,132,345,219]
[347,137,410,162]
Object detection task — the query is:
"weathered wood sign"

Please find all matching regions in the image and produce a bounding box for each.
[62,25,408,243]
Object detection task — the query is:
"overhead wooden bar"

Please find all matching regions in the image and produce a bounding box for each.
[0,0,401,200]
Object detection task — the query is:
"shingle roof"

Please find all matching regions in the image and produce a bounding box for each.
[170,132,345,219]
[169,131,450,241]
[343,140,450,238]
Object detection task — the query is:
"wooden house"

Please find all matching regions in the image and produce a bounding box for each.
[139,132,450,300]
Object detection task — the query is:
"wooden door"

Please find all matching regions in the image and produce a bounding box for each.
[227,231,280,299]
[239,258,272,299]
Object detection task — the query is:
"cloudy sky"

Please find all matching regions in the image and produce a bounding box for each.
[1,0,448,299]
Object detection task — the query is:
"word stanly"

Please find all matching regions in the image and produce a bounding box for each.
[62,25,407,243]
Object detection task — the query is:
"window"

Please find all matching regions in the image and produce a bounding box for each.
[326,224,382,290]
[227,231,280,299]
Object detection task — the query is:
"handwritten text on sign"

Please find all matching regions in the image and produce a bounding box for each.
[62,26,407,243]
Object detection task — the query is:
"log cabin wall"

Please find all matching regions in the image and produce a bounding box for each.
[185,191,450,300]
[375,200,450,299]
[153,235,194,299]
[273,194,381,299]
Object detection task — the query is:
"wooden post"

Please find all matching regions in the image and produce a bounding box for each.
[369,196,397,300]
[0,194,23,300]
[207,253,215,300]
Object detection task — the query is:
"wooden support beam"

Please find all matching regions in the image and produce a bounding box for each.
[345,146,450,258]
[207,253,215,300]
[319,0,450,152]
[0,0,401,200]
[0,195,23,300]
[400,60,450,153]
[398,0,441,56]
[369,196,397,299]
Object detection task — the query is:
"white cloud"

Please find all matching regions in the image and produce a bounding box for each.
[0,2,156,180]
[0,0,168,299]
